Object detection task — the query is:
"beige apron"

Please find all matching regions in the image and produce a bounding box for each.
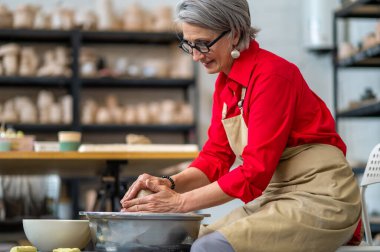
[200,88,361,252]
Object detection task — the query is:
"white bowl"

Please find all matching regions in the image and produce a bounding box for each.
[23,219,90,252]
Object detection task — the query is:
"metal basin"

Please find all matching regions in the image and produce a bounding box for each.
[80,212,208,251]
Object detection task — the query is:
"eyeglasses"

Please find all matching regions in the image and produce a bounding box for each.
[178,30,230,55]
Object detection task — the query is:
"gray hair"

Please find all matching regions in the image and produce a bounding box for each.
[176,0,259,51]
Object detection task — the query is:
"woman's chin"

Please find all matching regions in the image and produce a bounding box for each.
[202,62,219,74]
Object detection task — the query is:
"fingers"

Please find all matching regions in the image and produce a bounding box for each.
[121,194,150,209]
[146,180,170,193]
[121,197,151,212]
[120,174,151,203]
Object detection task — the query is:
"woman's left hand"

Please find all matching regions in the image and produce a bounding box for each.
[121,180,185,213]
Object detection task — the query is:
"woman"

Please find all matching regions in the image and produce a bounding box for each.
[120,0,362,251]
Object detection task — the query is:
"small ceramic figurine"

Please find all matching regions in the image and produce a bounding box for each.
[81,99,98,124]
[0,4,13,28]
[24,106,38,124]
[80,48,98,77]
[60,95,73,124]
[362,33,377,51]
[123,3,145,31]
[152,6,173,32]
[147,102,160,124]
[34,11,52,29]
[16,97,37,123]
[338,42,357,60]
[37,90,54,109]
[76,10,98,30]
[49,103,62,124]
[2,100,18,123]
[126,134,152,144]
[38,47,71,77]
[135,103,150,125]
[0,44,21,76]
[123,105,137,124]
[179,103,194,124]
[13,4,39,29]
[159,99,177,124]
[51,7,75,30]
[97,0,117,30]
[96,107,112,124]
[19,47,39,76]
[170,48,194,79]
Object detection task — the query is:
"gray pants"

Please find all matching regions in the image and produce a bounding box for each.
[191,231,235,252]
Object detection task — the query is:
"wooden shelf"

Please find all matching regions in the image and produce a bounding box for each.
[81,124,196,133]
[335,0,380,18]
[337,44,380,68]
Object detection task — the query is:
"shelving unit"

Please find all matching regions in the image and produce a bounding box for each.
[0,29,198,143]
[333,0,380,121]
[333,0,380,235]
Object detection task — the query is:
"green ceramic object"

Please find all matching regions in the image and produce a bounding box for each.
[59,141,80,151]
[0,141,11,151]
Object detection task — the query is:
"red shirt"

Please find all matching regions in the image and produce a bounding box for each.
[190,40,346,203]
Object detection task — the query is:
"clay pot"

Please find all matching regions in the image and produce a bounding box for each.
[97,0,117,30]
[14,5,39,29]
[123,3,145,31]
[0,4,13,28]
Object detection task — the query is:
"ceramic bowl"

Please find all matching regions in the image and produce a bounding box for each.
[22,219,90,252]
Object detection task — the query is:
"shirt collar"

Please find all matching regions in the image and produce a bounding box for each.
[222,40,259,87]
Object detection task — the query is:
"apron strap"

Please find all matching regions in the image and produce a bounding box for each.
[238,88,247,112]
[222,103,228,120]
[223,88,247,120]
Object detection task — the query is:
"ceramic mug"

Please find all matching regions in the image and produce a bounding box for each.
[0,140,11,151]
[58,131,81,151]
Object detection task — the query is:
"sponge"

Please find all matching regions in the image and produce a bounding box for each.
[10,246,37,252]
[53,248,81,252]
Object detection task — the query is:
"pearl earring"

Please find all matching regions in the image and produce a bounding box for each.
[231,49,240,59]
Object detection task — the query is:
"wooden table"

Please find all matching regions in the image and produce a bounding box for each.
[0,150,198,217]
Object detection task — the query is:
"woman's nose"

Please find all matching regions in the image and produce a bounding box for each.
[192,49,204,62]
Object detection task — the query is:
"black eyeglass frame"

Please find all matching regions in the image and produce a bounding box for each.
[178,30,230,54]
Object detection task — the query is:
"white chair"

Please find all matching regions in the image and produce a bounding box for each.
[337,143,380,251]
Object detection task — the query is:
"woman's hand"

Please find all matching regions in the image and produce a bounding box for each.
[120,179,185,213]
[120,173,171,205]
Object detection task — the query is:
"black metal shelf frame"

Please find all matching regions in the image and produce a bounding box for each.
[335,0,380,18]
[8,124,73,133]
[0,77,71,87]
[81,77,195,88]
[337,101,380,117]
[0,29,198,143]
[332,1,380,121]
[8,124,196,134]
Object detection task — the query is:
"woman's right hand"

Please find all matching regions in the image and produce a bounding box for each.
[119,173,171,204]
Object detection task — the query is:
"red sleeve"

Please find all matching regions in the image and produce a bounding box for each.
[189,77,236,182]
[218,73,298,203]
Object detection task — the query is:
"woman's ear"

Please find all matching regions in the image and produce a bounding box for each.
[232,31,240,47]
